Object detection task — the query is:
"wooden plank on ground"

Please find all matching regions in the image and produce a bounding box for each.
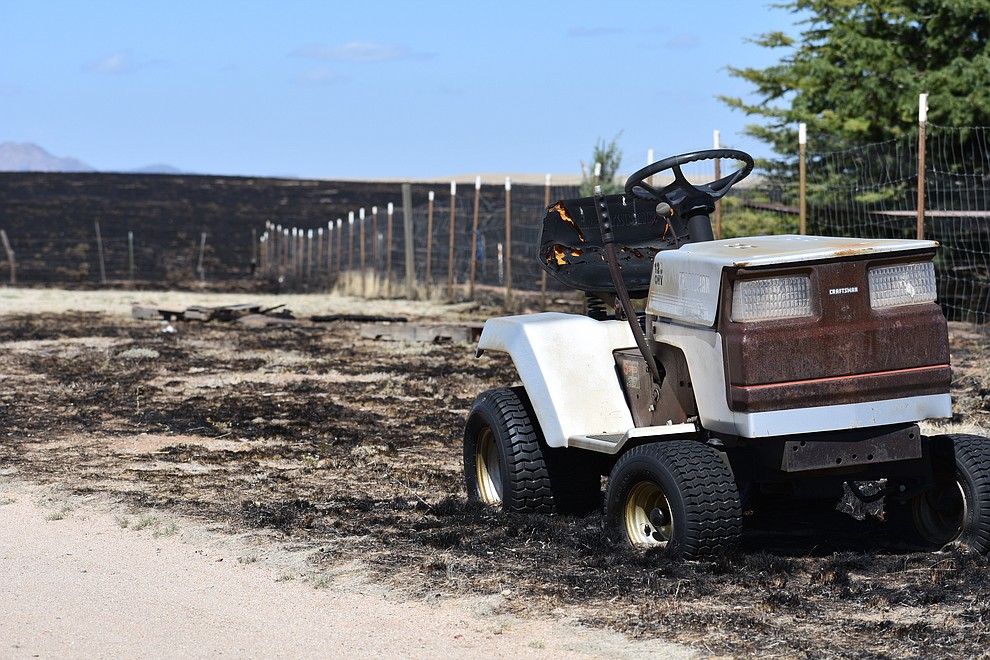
[132,302,267,322]
[131,305,188,321]
[360,322,484,344]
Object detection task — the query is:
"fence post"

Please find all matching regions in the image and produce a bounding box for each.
[504,176,512,307]
[335,218,342,282]
[713,130,722,239]
[402,183,415,299]
[128,231,135,282]
[359,207,367,296]
[917,92,929,240]
[799,123,807,236]
[371,205,379,295]
[94,221,107,284]
[347,211,355,295]
[447,181,457,299]
[327,220,334,291]
[386,202,394,297]
[426,191,434,297]
[310,229,317,285]
[289,228,296,281]
[265,222,272,278]
[0,229,15,284]
[541,174,550,308]
[316,227,324,286]
[469,176,481,299]
[197,231,207,282]
[282,227,289,280]
[251,227,258,277]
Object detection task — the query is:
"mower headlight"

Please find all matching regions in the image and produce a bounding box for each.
[731,276,813,322]
[869,262,937,308]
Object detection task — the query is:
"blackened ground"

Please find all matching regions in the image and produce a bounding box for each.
[1,309,989,658]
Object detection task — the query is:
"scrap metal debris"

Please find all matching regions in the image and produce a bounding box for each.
[132,302,475,343]
[132,303,288,323]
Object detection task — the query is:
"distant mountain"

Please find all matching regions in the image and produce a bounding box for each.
[0,141,186,174]
[127,164,185,175]
[0,141,95,172]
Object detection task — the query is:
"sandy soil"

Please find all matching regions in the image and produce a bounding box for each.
[0,482,689,659]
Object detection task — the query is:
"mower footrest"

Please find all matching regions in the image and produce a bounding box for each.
[568,423,698,455]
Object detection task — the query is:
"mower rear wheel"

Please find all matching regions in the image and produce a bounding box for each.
[897,434,990,553]
[605,440,742,558]
[464,388,554,514]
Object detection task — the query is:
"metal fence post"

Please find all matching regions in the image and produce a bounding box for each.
[917,93,929,240]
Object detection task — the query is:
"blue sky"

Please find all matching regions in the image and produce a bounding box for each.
[2,1,803,179]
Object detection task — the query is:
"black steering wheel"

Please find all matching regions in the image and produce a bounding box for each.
[624,149,754,211]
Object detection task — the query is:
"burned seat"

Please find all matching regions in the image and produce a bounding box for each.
[538,194,674,298]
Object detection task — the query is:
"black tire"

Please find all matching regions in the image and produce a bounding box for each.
[464,387,555,514]
[894,434,990,553]
[464,387,604,515]
[605,440,742,558]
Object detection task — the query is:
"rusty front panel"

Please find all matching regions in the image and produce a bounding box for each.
[719,251,950,412]
[729,365,951,412]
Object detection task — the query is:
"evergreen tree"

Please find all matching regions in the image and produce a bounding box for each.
[580,134,623,196]
[721,1,990,163]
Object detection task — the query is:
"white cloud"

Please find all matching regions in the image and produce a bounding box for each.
[85,50,136,74]
[292,41,430,63]
[664,34,700,50]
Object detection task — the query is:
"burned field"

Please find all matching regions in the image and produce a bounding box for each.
[2,304,989,658]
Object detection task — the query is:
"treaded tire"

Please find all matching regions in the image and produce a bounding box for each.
[464,387,555,514]
[605,440,742,558]
[894,434,990,554]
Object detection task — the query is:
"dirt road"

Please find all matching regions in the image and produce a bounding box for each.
[0,481,689,659]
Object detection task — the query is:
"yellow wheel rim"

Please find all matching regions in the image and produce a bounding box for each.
[624,480,673,547]
[914,479,967,545]
[475,427,503,506]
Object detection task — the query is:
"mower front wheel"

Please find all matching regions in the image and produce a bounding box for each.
[464,387,554,514]
[605,440,742,558]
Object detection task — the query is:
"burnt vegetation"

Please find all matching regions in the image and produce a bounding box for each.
[2,310,989,657]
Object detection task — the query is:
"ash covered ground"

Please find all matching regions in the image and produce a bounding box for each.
[1,296,989,658]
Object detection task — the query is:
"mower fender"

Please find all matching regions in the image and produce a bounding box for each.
[476,313,635,448]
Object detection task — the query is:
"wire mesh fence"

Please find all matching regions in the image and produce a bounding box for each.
[258,181,581,301]
[0,230,219,288]
[0,124,988,327]
[719,125,990,324]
